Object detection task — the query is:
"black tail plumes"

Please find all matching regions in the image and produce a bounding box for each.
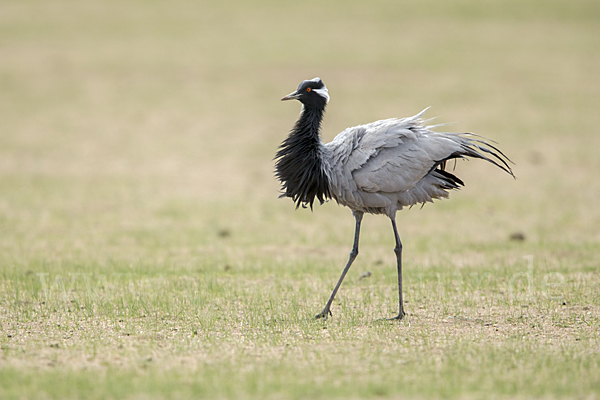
[456,134,515,178]
[431,133,515,181]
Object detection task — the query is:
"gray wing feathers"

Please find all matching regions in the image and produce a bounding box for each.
[324,110,426,199]
[327,111,426,171]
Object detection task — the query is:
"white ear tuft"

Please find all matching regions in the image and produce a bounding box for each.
[313,87,330,103]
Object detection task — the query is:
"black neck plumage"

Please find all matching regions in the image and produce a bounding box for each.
[274,105,331,209]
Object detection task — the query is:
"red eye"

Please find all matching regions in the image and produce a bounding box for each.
[306,87,312,92]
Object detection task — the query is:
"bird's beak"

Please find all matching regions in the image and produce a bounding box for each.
[281,91,300,101]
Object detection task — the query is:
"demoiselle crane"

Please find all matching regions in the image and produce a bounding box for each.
[275,78,514,320]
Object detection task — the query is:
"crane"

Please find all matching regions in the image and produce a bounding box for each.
[275,77,514,320]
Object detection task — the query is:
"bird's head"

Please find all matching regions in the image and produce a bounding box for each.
[281,77,329,108]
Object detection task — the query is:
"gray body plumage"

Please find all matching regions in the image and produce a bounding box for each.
[320,108,512,218]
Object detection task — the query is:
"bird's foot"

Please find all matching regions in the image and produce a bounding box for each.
[315,309,332,320]
[387,311,405,321]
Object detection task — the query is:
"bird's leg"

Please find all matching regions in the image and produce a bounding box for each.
[388,217,405,320]
[315,211,363,320]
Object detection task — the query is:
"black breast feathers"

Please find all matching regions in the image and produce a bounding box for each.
[274,106,331,209]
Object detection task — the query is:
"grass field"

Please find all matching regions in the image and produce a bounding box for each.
[1,0,600,398]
